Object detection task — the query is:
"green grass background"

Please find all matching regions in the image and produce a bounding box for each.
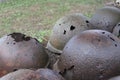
[0,0,112,44]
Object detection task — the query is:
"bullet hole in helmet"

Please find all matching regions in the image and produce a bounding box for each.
[102,32,105,34]
[118,23,120,26]
[115,44,117,47]
[13,43,16,45]
[108,35,115,41]
[13,69,18,72]
[117,2,120,5]
[63,30,66,35]
[86,20,89,23]
[70,25,75,31]
[109,37,115,41]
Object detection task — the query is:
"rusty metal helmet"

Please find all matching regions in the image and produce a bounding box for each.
[36,68,65,80]
[0,69,34,80]
[89,6,120,32]
[0,69,65,80]
[46,13,90,53]
[0,32,49,77]
[56,30,120,80]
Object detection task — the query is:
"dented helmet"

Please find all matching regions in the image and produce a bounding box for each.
[0,33,49,77]
[46,13,90,53]
[89,6,120,32]
[57,30,120,80]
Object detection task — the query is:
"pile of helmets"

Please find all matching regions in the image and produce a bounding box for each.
[0,0,120,80]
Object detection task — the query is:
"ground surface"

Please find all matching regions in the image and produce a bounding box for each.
[0,0,112,45]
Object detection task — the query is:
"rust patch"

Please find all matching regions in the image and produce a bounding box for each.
[6,62,13,67]
[2,70,7,75]
[8,32,31,42]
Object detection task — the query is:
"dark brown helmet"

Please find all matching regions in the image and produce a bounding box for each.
[0,33,49,77]
[46,13,90,53]
[57,30,120,80]
[89,6,120,32]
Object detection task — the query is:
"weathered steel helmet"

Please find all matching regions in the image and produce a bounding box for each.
[0,69,34,80]
[36,68,65,80]
[0,33,49,77]
[56,30,120,80]
[46,13,90,53]
[89,6,120,32]
[0,69,65,80]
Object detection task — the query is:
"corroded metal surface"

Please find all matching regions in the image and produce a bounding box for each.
[57,30,120,80]
[36,69,65,80]
[89,6,120,32]
[0,69,65,80]
[46,13,90,70]
[46,13,90,53]
[0,33,49,77]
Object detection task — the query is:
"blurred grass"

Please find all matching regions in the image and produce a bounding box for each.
[0,0,112,44]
